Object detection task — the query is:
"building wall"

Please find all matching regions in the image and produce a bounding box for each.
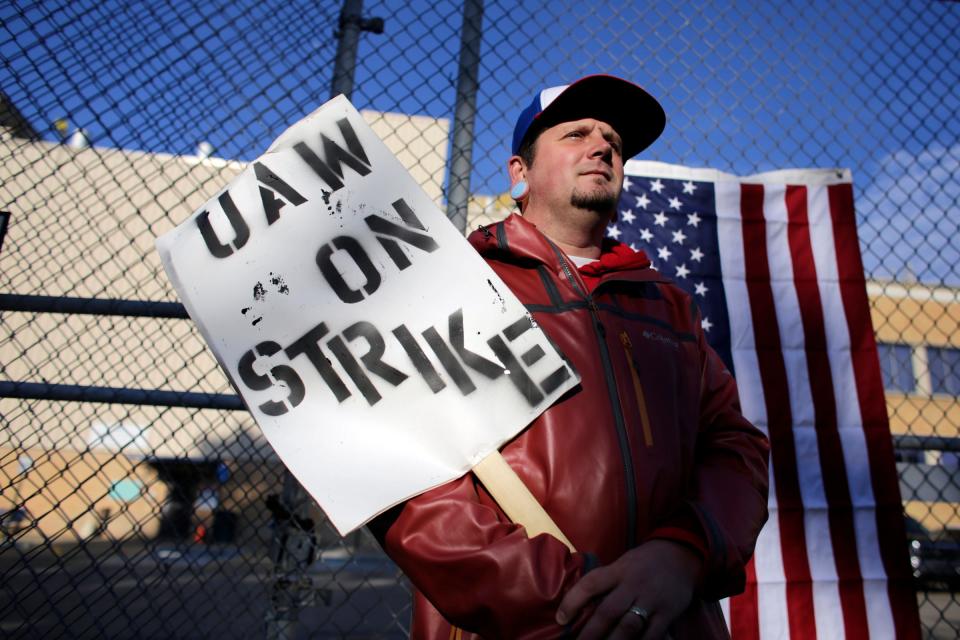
[869,281,960,532]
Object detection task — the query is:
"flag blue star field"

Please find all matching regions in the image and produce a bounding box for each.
[610,167,733,374]
[612,161,920,640]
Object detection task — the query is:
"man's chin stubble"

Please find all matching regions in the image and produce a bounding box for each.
[570,188,618,214]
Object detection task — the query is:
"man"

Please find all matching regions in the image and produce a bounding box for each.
[371,75,769,639]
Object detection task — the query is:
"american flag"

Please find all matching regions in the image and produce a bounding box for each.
[613,161,921,639]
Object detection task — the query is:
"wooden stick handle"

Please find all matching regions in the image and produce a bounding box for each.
[472,450,576,552]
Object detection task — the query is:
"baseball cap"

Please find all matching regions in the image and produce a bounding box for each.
[511,74,666,160]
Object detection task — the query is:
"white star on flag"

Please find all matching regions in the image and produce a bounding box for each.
[639,228,653,242]
[622,176,632,191]
[653,211,668,227]
[694,281,708,296]
[606,225,621,240]
[701,316,712,332]
[668,196,682,210]
[676,263,690,278]
[687,212,701,227]
[690,247,704,262]
[636,193,650,209]
[650,179,664,194]
[682,180,696,194]
[671,229,687,245]
[657,245,672,261]
[621,209,636,224]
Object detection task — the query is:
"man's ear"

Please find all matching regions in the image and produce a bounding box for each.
[507,155,526,186]
[507,155,530,208]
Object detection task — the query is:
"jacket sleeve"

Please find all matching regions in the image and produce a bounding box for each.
[681,310,771,599]
[369,471,592,638]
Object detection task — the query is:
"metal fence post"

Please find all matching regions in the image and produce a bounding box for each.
[264,1,383,637]
[0,211,8,254]
[444,0,485,233]
[264,474,316,640]
[330,0,384,101]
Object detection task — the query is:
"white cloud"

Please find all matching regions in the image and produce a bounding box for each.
[859,142,960,286]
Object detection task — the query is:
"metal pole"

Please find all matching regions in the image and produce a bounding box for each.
[0,292,189,318]
[0,381,243,411]
[445,0,485,233]
[0,211,9,254]
[331,0,364,100]
[264,472,316,640]
[266,1,382,637]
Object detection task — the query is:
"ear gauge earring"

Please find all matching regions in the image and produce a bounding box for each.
[510,180,529,201]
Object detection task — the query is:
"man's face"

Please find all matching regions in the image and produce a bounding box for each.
[524,118,625,216]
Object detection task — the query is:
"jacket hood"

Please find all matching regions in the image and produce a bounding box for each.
[467,213,661,284]
[578,240,652,278]
[467,213,559,265]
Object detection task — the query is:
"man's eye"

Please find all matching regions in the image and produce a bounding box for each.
[566,131,583,139]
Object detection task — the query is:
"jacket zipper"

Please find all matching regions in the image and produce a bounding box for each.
[619,331,654,447]
[553,249,639,548]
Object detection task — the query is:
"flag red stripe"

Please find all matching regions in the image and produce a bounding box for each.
[827,183,922,639]
[740,183,817,638]
[730,557,760,639]
[785,185,869,639]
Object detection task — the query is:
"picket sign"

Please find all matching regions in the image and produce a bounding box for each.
[156,95,579,545]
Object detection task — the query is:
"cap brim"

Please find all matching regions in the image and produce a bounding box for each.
[530,75,665,159]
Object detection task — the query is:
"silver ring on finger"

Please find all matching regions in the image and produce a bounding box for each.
[628,605,650,625]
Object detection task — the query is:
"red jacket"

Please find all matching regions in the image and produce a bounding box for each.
[372,214,769,639]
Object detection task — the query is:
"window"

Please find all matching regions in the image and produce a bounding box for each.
[877,342,914,392]
[928,346,960,396]
[939,451,960,470]
[894,448,924,463]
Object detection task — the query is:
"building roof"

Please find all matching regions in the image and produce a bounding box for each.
[0,91,39,140]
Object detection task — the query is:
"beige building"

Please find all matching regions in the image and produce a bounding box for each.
[0,109,449,546]
[465,191,514,230]
[869,281,960,532]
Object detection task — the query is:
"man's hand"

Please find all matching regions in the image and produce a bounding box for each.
[555,539,702,639]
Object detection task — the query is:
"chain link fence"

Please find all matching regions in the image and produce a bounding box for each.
[1,0,958,637]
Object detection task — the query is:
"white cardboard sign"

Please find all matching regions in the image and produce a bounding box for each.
[156,96,579,535]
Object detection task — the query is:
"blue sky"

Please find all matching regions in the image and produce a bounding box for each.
[2,0,958,284]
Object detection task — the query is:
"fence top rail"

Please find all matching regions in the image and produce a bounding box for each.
[0,294,188,319]
[0,380,244,411]
[893,435,960,453]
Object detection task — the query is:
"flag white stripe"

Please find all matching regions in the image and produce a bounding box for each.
[859,510,898,638]
[765,183,845,640]
[716,181,791,636]
[720,597,731,631]
[755,504,790,639]
[807,184,894,638]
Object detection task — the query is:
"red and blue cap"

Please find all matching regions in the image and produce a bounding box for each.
[511,74,666,160]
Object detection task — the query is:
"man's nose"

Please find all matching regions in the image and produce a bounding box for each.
[588,135,614,161]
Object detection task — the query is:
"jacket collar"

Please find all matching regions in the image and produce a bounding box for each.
[468,213,669,286]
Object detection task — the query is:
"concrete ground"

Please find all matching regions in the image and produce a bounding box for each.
[918,591,960,640]
[2,538,958,638]
[0,540,410,639]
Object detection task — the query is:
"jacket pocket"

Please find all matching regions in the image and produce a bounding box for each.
[619,330,654,447]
